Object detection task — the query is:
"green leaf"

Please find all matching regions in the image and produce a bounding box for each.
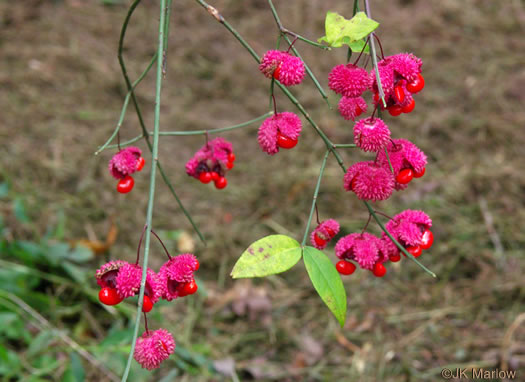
[231,235,302,278]
[302,246,347,327]
[318,11,379,48]
[349,39,370,54]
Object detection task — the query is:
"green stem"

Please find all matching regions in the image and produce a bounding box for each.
[121,1,167,380]
[363,202,437,277]
[347,0,360,62]
[286,31,330,50]
[333,143,357,148]
[118,0,205,244]
[267,0,331,108]
[384,147,394,174]
[364,0,387,108]
[301,151,330,246]
[95,53,157,155]
[103,113,272,150]
[194,0,436,277]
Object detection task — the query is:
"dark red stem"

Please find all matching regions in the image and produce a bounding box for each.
[150,229,172,260]
[135,224,148,265]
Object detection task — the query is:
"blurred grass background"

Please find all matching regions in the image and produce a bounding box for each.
[1,0,525,380]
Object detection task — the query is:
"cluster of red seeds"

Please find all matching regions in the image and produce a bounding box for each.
[197,151,235,189]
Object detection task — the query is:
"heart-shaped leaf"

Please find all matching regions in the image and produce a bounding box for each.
[318,11,379,48]
[231,235,302,278]
[303,246,347,327]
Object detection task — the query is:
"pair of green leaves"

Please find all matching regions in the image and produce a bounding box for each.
[318,11,379,53]
[231,235,346,327]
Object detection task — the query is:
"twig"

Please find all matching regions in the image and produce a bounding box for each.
[267,0,331,108]
[301,151,330,246]
[121,0,168,380]
[116,0,205,245]
[194,0,436,277]
[364,0,387,108]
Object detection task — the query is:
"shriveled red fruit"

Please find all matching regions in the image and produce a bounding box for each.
[214,176,228,189]
[396,168,414,184]
[226,161,234,170]
[273,65,281,80]
[406,73,425,93]
[394,85,405,103]
[389,253,401,262]
[402,99,416,113]
[142,295,153,313]
[414,167,426,178]
[199,172,212,184]
[336,260,356,275]
[228,152,236,162]
[136,157,146,171]
[314,234,327,248]
[355,105,363,117]
[117,176,134,194]
[420,229,434,250]
[98,287,123,306]
[388,105,403,116]
[182,280,198,295]
[210,172,220,181]
[406,245,422,258]
[372,263,387,277]
[277,132,298,149]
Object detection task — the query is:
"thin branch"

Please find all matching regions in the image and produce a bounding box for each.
[117,0,205,244]
[95,52,157,155]
[267,0,331,108]
[194,0,436,277]
[121,0,168,380]
[301,151,330,246]
[364,0,387,108]
[103,113,273,150]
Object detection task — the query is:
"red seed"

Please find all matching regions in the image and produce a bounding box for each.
[226,161,234,170]
[136,157,146,171]
[414,167,426,178]
[372,263,387,277]
[325,227,336,238]
[117,176,135,194]
[355,105,363,117]
[420,229,434,250]
[336,260,356,275]
[314,234,327,248]
[273,65,281,80]
[210,172,220,181]
[214,176,228,189]
[199,172,212,184]
[194,259,200,271]
[406,73,425,93]
[396,168,414,184]
[406,245,422,258]
[401,99,416,113]
[388,105,403,116]
[142,295,153,313]
[182,280,198,295]
[98,287,123,306]
[277,132,298,149]
[389,253,401,262]
[228,152,236,162]
[394,85,405,103]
